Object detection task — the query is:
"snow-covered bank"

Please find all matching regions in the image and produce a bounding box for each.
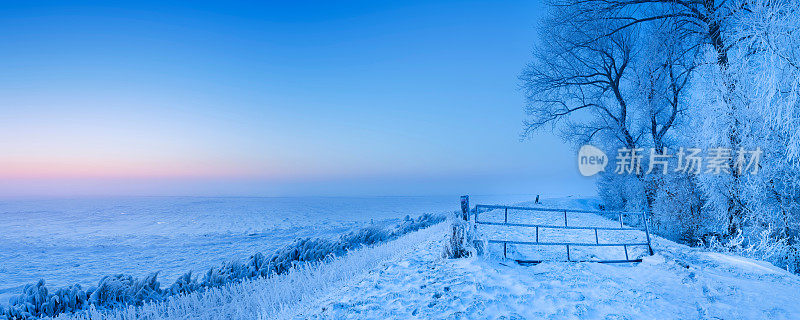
[0,195,532,300]
[53,222,449,320]
[15,197,800,319]
[292,199,800,320]
[1,214,445,319]
[298,244,800,319]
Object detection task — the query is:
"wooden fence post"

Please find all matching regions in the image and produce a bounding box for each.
[460,195,470,221]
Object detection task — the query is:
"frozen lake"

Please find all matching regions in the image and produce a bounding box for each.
[0,194,535,303]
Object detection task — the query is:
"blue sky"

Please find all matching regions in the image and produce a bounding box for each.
[0,0,594,197]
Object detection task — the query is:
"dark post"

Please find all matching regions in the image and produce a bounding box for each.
[643,212,654,255]
[566,244,571,261]
[594,228,599,244]
[623,245,629,260]
[460,195,470,221]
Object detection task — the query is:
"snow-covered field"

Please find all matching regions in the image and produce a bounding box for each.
[0,195,534,305]
[6,196,800,319]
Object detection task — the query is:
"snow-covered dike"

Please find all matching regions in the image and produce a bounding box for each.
[0,195,533,303]
[50,222,449,320]
[296,237,800,319]
[290,202,800,319]
[48,198,800,319]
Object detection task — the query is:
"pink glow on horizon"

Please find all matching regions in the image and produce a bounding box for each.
[0,156,412,181]
[0,158,281,179]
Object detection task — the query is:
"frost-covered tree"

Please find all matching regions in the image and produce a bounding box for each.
[520,8,658,217]
[520,16,641,149]
[521,3,700,221]
[710,0,800,270]
[544,0,751,239]
[631,15,701,222]
[526,0,800,271]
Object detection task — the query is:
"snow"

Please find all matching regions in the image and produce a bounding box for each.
[475,197,651,262]
[0,195,532,312]
[699,252,782,275]
[50,220,451,320]
[288,198,800,320]
[7,196,800,319]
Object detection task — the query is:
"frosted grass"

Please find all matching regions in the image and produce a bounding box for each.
[53,223,446,320]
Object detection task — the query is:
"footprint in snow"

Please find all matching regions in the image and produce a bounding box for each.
[557,290,586,301]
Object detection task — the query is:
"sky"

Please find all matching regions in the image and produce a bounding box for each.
[0,0,595,197]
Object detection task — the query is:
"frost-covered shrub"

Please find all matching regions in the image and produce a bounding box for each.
[2,281,90,320]
[443,218,473,259]
[0,213,446,319]
[597,172,645,213]
[264,238,340,275]
[89,273,162,309]
[263,213,444,276]
[648,174,711,243]
[202,260,251,287]
[703,226,800,273]
[394,213,440,235]
[342,226,391,246]
[167,272,199,296]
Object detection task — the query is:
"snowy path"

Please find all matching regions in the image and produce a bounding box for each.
[49,199,800,319]
[53,220,451,320]
[290,212,800,319]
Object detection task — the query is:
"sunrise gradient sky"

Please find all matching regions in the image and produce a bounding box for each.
[0,0,593,197]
